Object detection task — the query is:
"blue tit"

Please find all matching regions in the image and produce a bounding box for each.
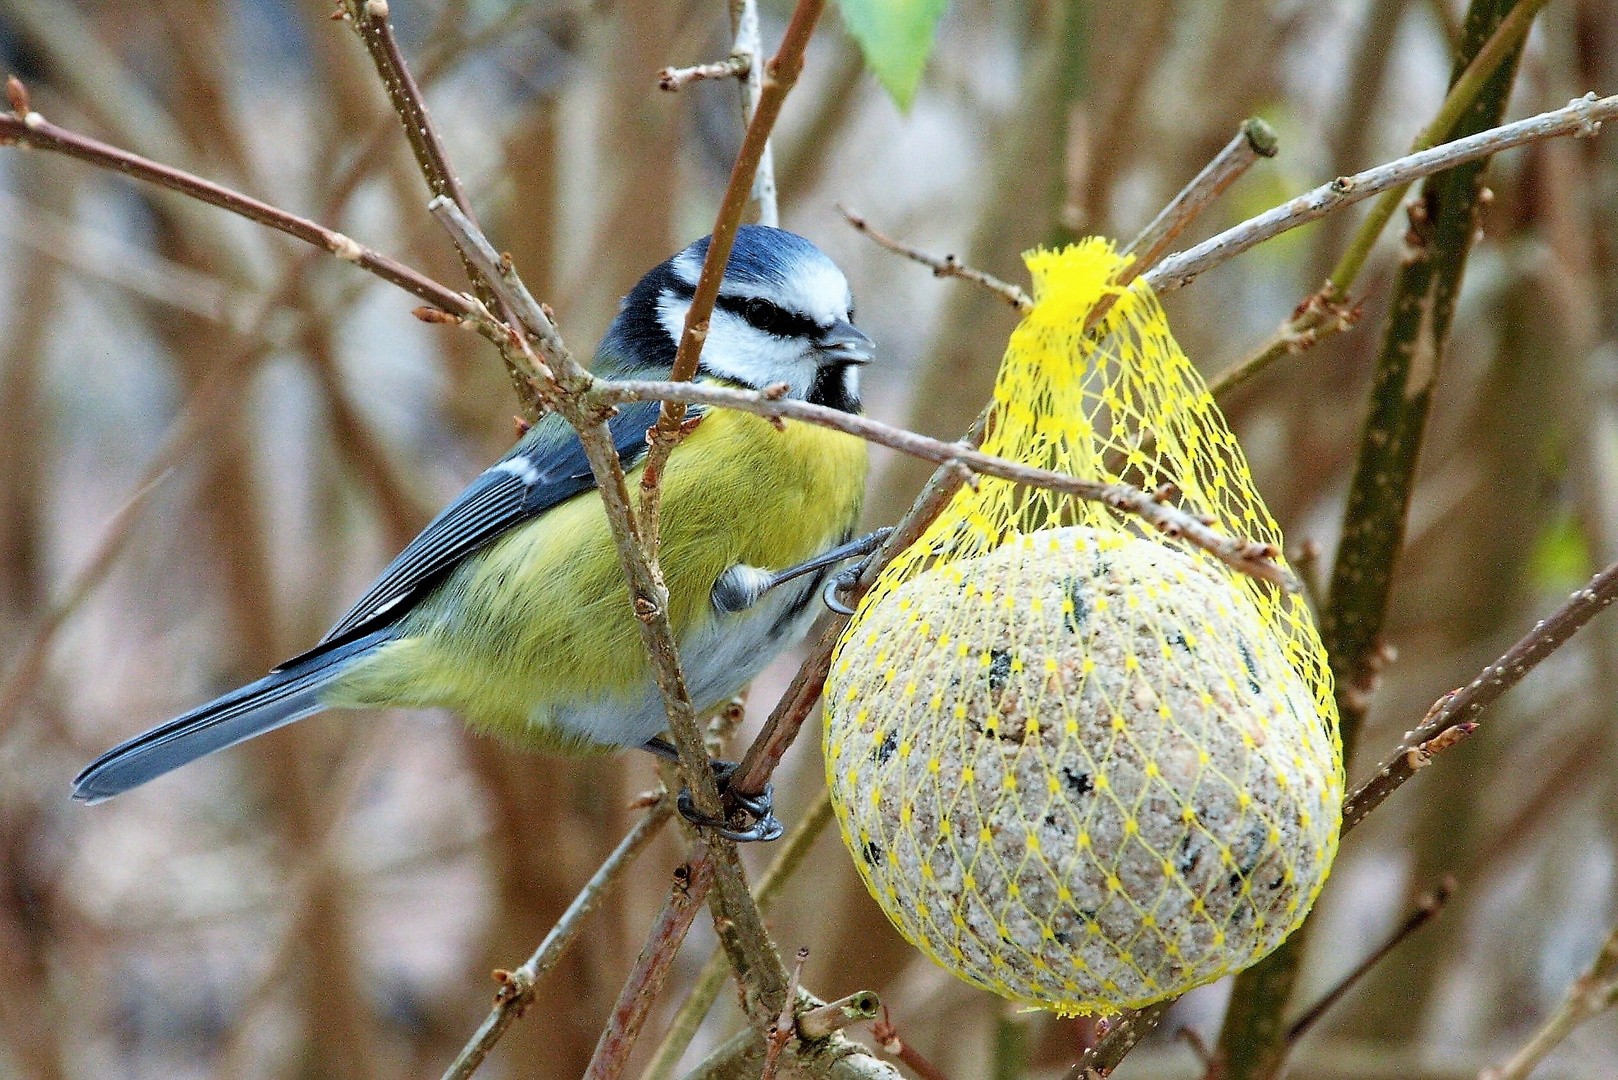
[72,225,877,841]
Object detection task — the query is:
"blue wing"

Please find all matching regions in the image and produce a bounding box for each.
[278,400,669,669]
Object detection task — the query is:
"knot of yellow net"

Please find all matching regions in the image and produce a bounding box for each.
[824,238,1343,1016]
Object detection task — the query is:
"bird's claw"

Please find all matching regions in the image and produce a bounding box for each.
[820,526,893,615]
[675,760,784,843]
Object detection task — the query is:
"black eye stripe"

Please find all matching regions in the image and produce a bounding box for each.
[716,295,823,339]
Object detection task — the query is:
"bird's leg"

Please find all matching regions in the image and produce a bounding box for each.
[642,736,783,843]
[821,526,895,615]
[710,528,894,615]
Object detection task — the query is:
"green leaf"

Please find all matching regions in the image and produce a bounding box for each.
[836,0,949,109]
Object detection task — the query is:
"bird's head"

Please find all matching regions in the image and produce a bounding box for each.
[599,225,872,413]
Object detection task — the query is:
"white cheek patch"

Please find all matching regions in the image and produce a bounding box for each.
[658,290,818,396]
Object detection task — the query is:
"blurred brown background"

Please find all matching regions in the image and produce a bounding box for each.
[2,0,1617,1077]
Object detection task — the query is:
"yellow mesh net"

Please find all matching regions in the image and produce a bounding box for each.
[823,239,1342,1015]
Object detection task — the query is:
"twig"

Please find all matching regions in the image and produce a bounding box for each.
[0,82,471,317]
[871,1008,956,1080]
[839,205,1034,312]
[1143,92,1618,293]
[729,0,778,227]
[761,949,810,1080]
[1342,557,1618,831]
[596,379,1298,589]
[583,847,718,1080]
[1325,0,1554,295]
[1479,924,1618,1080]
[1284,877,1454,1043]
[335,0,542,412]
[1123,117,1277,270]
[638,0,827,546]
[659,55,750,91]
[639,791,836,1080]
[439,803,674,1080]
[797,992,881,1040]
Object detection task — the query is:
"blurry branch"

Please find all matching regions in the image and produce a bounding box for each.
[0,79,472,316]
[583,846,717,1080]
[659,55,750,91]
[871,1007,955,1080]
[1216,3,1534,1074]
[441,802,674,1080]
[598,379,1298,588]
[1284,877,1454,1044]
[839,205,1035,312]
[1342,556,1618,829]
[0,470,171,731]
[1323,0,1552,292]
[0,188,243,324]
[641,790,836,1080]
[1124,118,1278,271]
[1479,924,1618,1080]
[638,0,826,543]
[1207,0,1559,394]
[775,38,865,208]
[1145,92,1618,294]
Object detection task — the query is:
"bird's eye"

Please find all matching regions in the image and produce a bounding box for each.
[738,297,817,339]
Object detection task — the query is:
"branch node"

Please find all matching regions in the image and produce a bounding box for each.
[6,75,29,115]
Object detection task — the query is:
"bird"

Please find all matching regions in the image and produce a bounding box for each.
[72,225,878,841]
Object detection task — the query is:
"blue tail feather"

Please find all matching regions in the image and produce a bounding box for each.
[71,629,392,803]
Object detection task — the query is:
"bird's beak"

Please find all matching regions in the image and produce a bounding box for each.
[815,320,875,365]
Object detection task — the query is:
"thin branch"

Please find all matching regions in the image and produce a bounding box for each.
[583,847,718,1080]
[871,1008,956,1080]
[337,0,543,412]
[761,949,810,1080]
[730,0,778,227]
[439,802,674,1080]
[1123,117,1277,270]
[659,55,749,91]
[839,205,1034,312]
[638,0,827,545]
[1342,556,1618,831]
[1479,924,1618,1080]
[1143,92,1618,292]
[0,85,472,316]
[1285,877,1454,1043]
[596,379,1299,589]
